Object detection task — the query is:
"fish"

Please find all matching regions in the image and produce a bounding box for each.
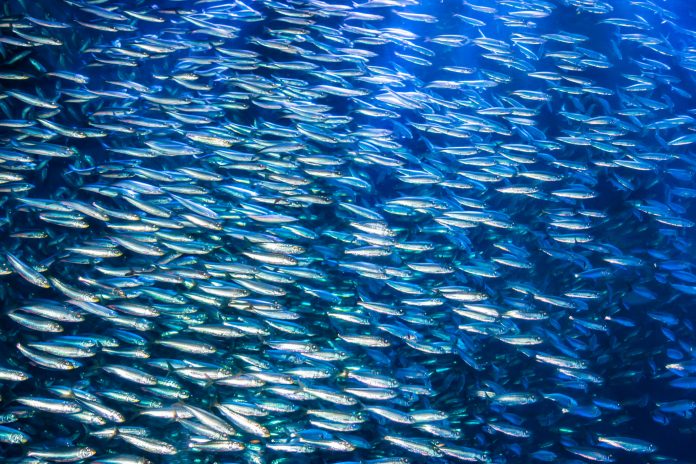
[0,0,694,462]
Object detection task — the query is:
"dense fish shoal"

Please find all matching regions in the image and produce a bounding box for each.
[0,0,695,463]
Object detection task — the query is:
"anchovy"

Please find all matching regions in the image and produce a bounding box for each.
[0,0,693,462]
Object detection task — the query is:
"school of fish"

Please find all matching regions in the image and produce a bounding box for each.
[0,0,695,462]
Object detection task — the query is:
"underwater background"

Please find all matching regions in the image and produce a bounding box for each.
[0,0,696,462]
